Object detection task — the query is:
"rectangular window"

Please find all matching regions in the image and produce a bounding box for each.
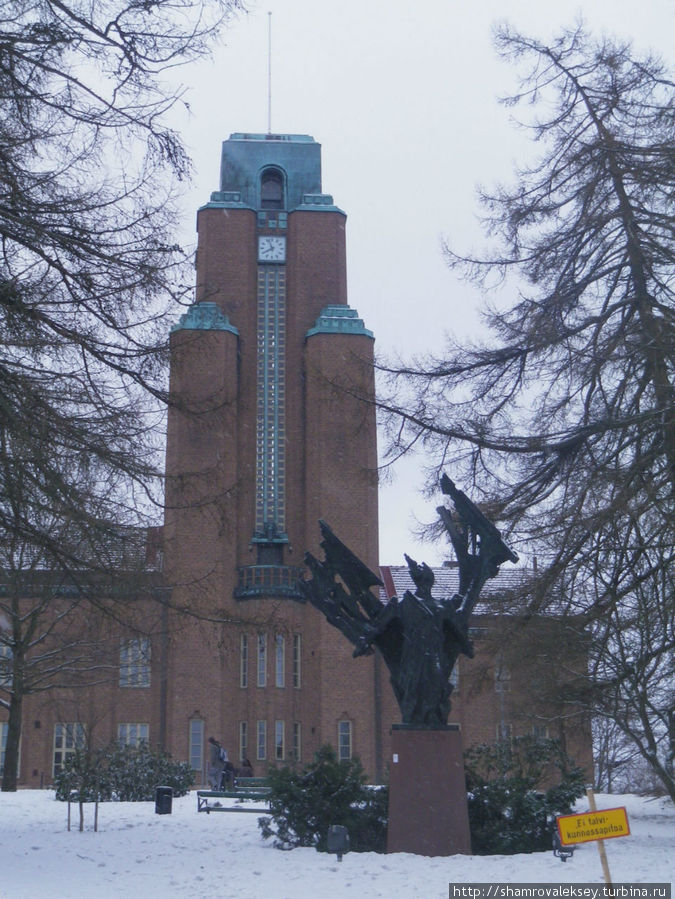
[119,637,151,687]
[53,723,85,777]
[118,723,149,747]
[0,723,20,778]
[275,720,285,761]
[0,643,12,686]
[494,660,511,693]
[257,634,267,687]
[240,634,248,688]
[469,626,488,639]
[532,724,549,739]
[292,634,301,689]
[293,722,301,763]
[497,722,513,741]
[239,721,248,761]
[0,722,7,776]
[189,719,204,775]
[275,634,285,688]
[449,660,459,692]
[256,720,267,761]
[338,720,352,761]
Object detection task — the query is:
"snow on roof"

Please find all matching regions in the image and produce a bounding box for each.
[379,563,531,614]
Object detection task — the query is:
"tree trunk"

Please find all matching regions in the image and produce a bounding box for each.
[1,691,22,792]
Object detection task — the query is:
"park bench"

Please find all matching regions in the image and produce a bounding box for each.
[196,777,271,814]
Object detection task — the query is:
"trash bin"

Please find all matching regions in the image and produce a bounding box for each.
[155,786,173,815]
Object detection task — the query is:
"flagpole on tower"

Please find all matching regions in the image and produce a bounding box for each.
[267,11,272,134]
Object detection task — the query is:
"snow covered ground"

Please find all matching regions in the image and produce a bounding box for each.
[1,791,673,898]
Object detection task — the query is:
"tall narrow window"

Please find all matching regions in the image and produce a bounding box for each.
[495,660,511,693]
[292,634,301,689]
[0,722,8,776]
[0,643,12,686]
[275,720,285,761]
[119,637,151,687]
[275,634,285,688]
[449,660,459,692]
[118,723,149,747]
[260,168,284,210]
[0,722,19,778]
[240,634,248,688]
[338,720,352,761]
[53,723,85,777]
[293,722,301,763]
[239,721,248,761]
[256,720,267,760]
[189,719,205,776]
[497,722,513,741]
[257,634,267,687]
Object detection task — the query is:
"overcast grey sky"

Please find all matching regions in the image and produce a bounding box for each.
[176,0,673,567]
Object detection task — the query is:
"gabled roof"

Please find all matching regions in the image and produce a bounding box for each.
[379,564,531,615]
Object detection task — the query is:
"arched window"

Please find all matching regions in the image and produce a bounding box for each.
[260,168,284,209]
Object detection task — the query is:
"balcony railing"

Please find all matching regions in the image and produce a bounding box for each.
[234,565,305,600]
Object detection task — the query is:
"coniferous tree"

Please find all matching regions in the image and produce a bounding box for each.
[381,25,674,796]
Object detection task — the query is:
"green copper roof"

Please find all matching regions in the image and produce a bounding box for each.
[171,302,239,334]
[201,133,344,214]
[306,305,374,339]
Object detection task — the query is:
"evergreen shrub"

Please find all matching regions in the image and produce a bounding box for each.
[258,744,388,852]
[464,735,586,854]
[54,741,194,801]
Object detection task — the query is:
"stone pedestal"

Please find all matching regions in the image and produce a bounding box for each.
[387,724,471,856]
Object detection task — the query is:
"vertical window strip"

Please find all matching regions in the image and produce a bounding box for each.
[255,267,286,535]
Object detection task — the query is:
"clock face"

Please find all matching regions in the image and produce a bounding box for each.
[258,235,286,263]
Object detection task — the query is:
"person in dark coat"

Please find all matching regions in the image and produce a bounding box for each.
[207,737,224,790]
[207,737,236,789]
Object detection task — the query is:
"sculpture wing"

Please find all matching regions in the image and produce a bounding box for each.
[440,475,519,567]
[318,520,383,619]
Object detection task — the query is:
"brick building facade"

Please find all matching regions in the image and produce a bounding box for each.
[0,134,592,786]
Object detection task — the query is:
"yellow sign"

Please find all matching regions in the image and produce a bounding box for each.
[557,806,630,845]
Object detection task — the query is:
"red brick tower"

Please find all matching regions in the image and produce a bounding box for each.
[162,134,387,780]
